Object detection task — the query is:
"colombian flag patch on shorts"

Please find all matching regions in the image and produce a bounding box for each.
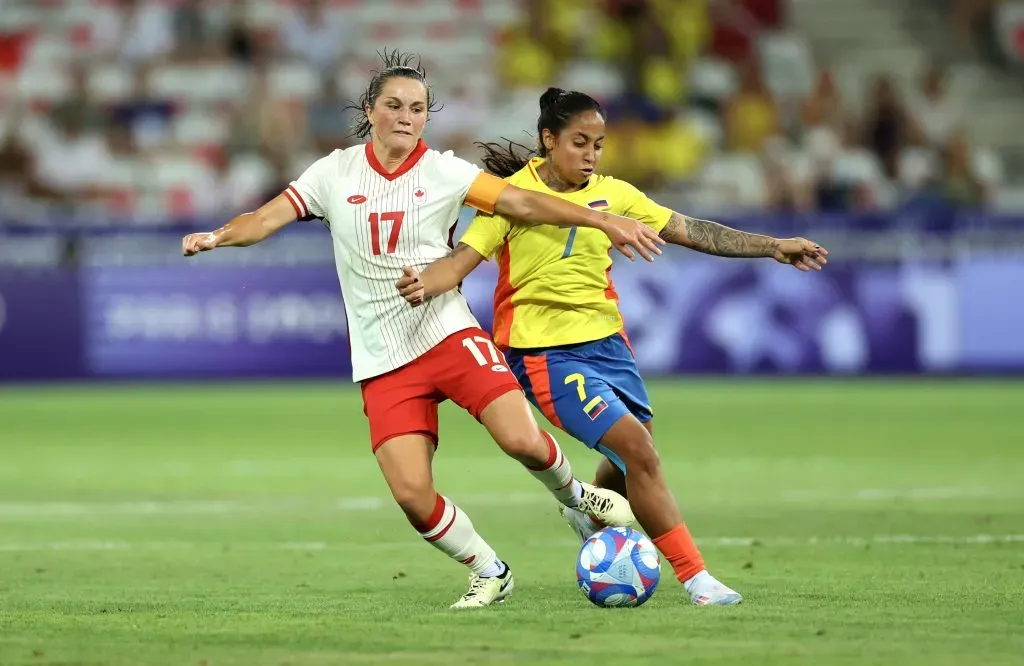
[584,396,609,420]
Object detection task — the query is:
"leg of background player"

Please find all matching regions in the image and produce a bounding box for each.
[597,414,743,606]
[477,391,633,528]
[374,433,513,608]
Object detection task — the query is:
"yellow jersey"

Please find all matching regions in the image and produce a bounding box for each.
[459,157,673,349]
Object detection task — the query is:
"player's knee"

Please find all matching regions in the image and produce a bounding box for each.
[389,478,437,523]
[498,430,546,464]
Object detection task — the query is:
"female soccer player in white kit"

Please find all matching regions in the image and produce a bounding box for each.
[181,51,665,608]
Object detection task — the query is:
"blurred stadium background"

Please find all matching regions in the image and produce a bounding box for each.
[2,3,1024,664]
[0,0,1022,380]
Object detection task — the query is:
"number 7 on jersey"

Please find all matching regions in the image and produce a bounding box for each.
[369,211,405,255]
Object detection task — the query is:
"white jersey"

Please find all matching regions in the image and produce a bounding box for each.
[286,141,484,382]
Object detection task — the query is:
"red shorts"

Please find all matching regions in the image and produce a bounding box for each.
[361,327,523,452]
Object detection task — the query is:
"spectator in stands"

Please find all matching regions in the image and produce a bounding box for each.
[173,0,212,62]
[32,103,115,205]
[859,74,918,180]
[723,58,780,154]
[110,65,176,154]
[938,129,989,208]
[307,74,359,154]
[801,68,847,140]
[190,150,267,219]
[226,61,304,163]
[497,0,558,89]
[760,138,803,212]
[423,83,486,156]
[278,0,348,73]
[909,64,962,148]
[220,1,260,65]
[52,64,106,135]
[92,0,174,64]
[951,0,999,57]
[0,113,62,210]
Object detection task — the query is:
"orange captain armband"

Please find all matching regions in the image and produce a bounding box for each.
[465,172,509,214]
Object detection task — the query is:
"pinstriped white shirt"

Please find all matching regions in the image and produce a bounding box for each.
[287,141,483,382]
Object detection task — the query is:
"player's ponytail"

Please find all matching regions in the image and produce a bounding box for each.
[346,48,441,139]
[475,88,605,179]
[475,139,534,179]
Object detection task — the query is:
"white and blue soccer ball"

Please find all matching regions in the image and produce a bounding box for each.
[576,526,661,608]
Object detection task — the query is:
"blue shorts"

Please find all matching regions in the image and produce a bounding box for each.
[506,332,652,473]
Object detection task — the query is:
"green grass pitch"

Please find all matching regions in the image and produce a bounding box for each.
[0,380,1022,666]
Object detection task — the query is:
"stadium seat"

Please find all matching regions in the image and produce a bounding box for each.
[149,63,247,105]
[16,62,69,102]
[757,31,815,101]
[0,5,42,31]
[172,109,231,149]
[88,64,134,103]
[700,153,767,209]
[973,147,1005,186]
[833,149,885,186]
[993,185,1024,213]
[688,57,739,107]
[268,61,322,102]
[557,59,626,104]
[686,108,725,150]
[24,33,74,65]
[899,148,938,189]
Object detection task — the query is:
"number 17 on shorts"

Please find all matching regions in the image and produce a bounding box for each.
[462,335,510,374]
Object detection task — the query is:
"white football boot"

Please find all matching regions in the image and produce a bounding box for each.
[559,505,602,543]
[685,571,744,606]
[575,482,634,528]
[449,566,515,609]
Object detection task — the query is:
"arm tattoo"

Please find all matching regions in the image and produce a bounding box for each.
[659,212,778,258]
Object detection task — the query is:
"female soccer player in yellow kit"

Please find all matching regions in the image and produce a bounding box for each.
[397,88,829,606]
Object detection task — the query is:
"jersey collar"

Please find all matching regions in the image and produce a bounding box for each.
[365,139,429,181]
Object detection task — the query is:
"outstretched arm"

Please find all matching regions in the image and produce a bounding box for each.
[182,195,298,255]
[493,185,665,262]
[659,211,829,271]
[396,243,486,306]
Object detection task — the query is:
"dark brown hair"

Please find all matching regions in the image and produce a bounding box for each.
[476,87,604,177]
[346,49,441,139]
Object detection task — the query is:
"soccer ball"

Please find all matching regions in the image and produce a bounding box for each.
[576,526,661,608]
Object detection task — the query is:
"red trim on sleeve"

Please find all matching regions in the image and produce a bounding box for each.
[283,188,303,218]
[364,139,430,181]
[287,185,309,217]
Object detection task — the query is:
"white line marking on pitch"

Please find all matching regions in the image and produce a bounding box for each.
[0,535,1021,553]
[782,486,1008,502]
[0,493,560,518]
[0,486,1018,519]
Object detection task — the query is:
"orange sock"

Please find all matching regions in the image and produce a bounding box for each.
[652,523,705,583]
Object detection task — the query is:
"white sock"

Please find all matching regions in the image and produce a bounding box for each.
[414,494,499,577]
[525,431,582,507]
[478,559,507,578]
